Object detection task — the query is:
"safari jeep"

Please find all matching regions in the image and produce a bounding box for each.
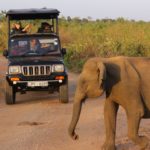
[3,8,68,104]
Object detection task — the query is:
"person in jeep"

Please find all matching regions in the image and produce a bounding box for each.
[29,38,40,52]
[38,22,53,33]
[11,22,31,35]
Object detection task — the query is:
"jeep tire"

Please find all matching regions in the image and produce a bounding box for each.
[5,80,16,104]
[59,81,69,103]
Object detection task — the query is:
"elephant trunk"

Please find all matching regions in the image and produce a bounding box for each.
[68,83,86,140]
[68,100,83,140]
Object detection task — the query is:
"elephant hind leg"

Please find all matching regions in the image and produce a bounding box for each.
[127,111,149,150]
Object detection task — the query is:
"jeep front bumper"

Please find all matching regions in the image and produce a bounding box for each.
[6,72,68,92]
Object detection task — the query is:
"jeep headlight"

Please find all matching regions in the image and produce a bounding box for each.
[9,66,21,74]
[53,64,64,72]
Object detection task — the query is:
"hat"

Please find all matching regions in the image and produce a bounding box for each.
[41,22,52,27]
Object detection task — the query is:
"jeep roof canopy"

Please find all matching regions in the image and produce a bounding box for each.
[6,8,60,36]
[6,8,60,20]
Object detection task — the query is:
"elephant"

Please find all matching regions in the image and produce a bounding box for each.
[68,56,150,150]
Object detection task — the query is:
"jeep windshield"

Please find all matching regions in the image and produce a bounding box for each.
[9,35,61,57]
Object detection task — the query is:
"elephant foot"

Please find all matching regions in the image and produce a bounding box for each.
[138,136,149,150]
[101,142,116,150]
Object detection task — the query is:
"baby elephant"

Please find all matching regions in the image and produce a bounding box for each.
[68,56,150,150]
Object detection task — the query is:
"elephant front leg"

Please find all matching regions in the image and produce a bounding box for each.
[127,110,149,150]
[102,100,119,150]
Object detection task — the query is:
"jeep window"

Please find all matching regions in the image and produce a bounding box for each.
[9,37,60,57]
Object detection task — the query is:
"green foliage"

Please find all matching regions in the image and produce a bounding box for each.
[0,18,7,50]
[1,13,150,72]
[59,17,150,72]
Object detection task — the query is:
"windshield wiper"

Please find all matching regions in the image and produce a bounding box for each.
[19,51,39,57]
[39,49,57,55]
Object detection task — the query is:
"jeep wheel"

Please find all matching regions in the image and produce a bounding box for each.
[59,81,69,103]
[5,80,16,104]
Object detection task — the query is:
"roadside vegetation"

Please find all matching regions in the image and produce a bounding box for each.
[1,12,150,72]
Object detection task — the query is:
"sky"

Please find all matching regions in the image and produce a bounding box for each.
[1,0,150,21]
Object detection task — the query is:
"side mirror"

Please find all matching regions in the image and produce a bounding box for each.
[61,48,66,55]
[3,49,8,57]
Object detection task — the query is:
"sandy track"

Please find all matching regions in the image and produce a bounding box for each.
[0,57,149,150]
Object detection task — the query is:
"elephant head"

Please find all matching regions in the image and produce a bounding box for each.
[68,58,106,139]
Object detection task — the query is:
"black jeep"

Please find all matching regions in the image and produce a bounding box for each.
[3,8,68,104]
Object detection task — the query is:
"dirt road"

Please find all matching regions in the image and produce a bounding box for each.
[0,57,149,150]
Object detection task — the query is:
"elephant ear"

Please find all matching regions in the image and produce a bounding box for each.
[98,62,106,88]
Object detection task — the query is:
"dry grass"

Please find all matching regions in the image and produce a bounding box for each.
[1,15,150,72]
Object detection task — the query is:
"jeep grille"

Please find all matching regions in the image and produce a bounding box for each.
[22,65,51,76]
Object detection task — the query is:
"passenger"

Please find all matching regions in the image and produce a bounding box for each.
[11,22,31,35]
[30,38,40,52]
[38,22,53,33]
